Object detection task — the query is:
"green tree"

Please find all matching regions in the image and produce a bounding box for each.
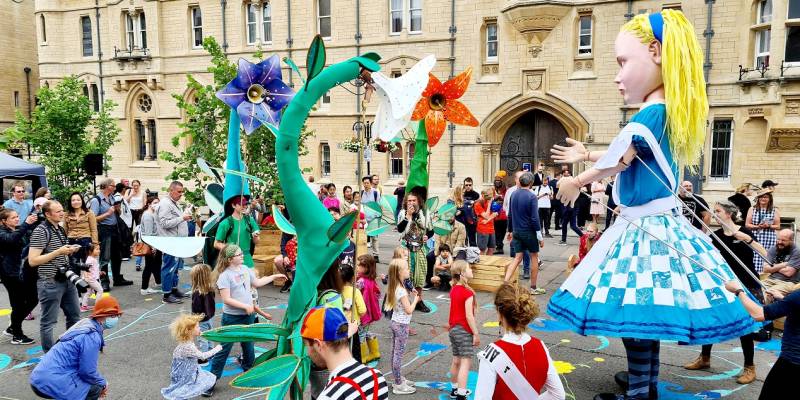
[162,36,312,206]
[11,77,120,201]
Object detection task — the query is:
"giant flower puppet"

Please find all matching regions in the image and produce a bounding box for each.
[411,66,478,146]
[216,55,295,134]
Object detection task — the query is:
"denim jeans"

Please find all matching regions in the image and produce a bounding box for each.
[37,279,81,352]
[198,320,212,352]
[209,313,256,378]
[97,225,121,283]
[161,254,182,295]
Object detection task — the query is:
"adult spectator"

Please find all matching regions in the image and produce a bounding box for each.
[462,177,480,246]
[64,192,98,263]
[89,178,132,290]
[761,179,778,191]
[503,171,531,278]
[760,229,800,299]
[682,200,768,384]
[3,181,33,222]
[492,172,508,254]
[342,185,355,212]
[557,170,583,245]
[504,172,545,295]
[575,185,592,229]
[397,190,433,313]
[728,183,753,225]
[26,200,82,352]
[678,181,711,233]
[307,175,320,196]
[590,181,606,224]
[322,183,341,210]
[34,187,52,201]
[604,176,617,231]
[549,172,562,231]
[746,189,781,273]
[139,197,162,295]
[214,196,260,268]
[393,181,406,220]
[158,181,192,304]
[475,283,564,400]
[474,189,498,256]
[424,217,467,290]
[0,207,38,344]
[29,296,122,400]
[371,174,384,196]
[723,280,800,399]
[535,177,552,238]
[301,307,389,400]
[127,179,147,225]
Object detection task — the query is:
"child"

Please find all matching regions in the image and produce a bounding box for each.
[190,264,215,355]
[567,222,601,274]
[357,254,382,362]
[340,264,367,363]
[80,244,104,312]
[447,260,479,400]
[206,244,285,394]
[385,258,420,395]
[161,314,223,400]
[431,244,454,291]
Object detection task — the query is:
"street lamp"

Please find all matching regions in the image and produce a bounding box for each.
[352,119,374,178]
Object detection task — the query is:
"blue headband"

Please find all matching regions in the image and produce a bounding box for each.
[649,12,664,43]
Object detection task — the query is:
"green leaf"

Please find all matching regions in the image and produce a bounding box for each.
[202,323,291,342]
[202,213,222,234]
[204,183,224,214]
[327,211,356,245]
[231,354,300,389]
[379,195,398,223]
[210,166,268,185]
[432,220,454,236]
[363,201,383,216]
[306,35,326,86]
[271,204,297,235]
[350,52,382,72]
[436,201,457,221]
[197,157,222,183]
[366,218,391,237]
[282,57,306,86]
[253,346,279,366]
[425,196,439,213]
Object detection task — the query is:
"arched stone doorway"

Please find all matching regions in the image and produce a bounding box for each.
[499,110,568,173]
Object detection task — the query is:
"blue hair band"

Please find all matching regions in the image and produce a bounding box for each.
[649,12,664,43]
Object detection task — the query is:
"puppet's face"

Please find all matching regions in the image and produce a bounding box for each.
[614,31,663,105]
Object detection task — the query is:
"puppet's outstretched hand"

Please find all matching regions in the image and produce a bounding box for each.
[551,138,587,164]
[556,177,580,207]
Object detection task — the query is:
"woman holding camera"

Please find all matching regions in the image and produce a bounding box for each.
[65,192,98,263]
[0,207,39,345]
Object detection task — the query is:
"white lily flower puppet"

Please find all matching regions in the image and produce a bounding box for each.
[372,55,437,142]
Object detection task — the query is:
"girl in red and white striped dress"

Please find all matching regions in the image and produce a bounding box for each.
[475,283,565,400]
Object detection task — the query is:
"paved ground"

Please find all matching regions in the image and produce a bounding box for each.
[0,230,778,399]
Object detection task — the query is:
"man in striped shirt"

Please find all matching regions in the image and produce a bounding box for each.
[301,307,389,400]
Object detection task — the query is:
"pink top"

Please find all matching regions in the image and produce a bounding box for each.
[83,256,100,282]
[322,197,341,210]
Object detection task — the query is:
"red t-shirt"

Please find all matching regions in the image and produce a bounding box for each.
[474,201,495,235]
[449,284,475,334]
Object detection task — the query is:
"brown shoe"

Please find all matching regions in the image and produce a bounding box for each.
[736,365,756,384]
[683,355,711,370]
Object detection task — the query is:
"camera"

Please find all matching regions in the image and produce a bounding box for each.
[55,257,90,293]
[36,211,45,224]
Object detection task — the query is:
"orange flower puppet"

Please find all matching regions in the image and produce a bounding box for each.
[411,67,479,146]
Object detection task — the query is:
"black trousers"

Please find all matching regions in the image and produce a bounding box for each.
[141,250,162,290]
[551,201,563,229]
[538,208,551,235]
[465,222,477,246]
[493,219,507,251]
[98,225,123,284]
[425,250,435,286]
[760,357,800,400]
[1,273,38,336]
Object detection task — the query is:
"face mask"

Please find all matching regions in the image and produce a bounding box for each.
[102,316,119,329]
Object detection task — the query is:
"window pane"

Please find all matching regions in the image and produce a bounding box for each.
[263,4,272,41]
[580,16,591,31]
[579,35,591,47]
[786,26,800,62]
[126,14,134,48]
[247,5,257,43]
[790,0,800,19]
[488,42,498,58]
[83,85,90,98]
[391,11,402,33]
[410,0,421,9]
[193,8,202,26]
[140,14,147,49]
[41,15,47,42]
[410,10,422,31]
[81,16,93,57]
[149,120,157,160]
[487,24,497,41]
[759,0,772,23]
[321,144,331,175]
[390,145,403,177]
[320,16,331,37]
[709,120,732,178]
[136,120,146,160]
[391,0,402,9]
[91,84,99,112]
[319,0,331,17]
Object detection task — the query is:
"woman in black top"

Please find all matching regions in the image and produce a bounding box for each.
[683,200,768,384]
[0,207,39,344]
[728,183,753,225]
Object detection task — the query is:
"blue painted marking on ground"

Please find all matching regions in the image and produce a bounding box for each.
[755,338,781,356]
[416,342,447,357]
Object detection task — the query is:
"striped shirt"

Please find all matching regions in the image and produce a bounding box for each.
[318,359,389,400]
[29,222,69,279]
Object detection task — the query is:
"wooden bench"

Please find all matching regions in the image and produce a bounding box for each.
[253,230,285,286]
[470,255,517,292]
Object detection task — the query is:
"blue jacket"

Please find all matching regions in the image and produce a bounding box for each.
[30,318,106,400]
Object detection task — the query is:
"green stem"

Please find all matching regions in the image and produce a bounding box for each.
[406,119,430,198]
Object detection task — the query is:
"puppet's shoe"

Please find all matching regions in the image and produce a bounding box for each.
[736,365,756,384]
[684,355,711,370]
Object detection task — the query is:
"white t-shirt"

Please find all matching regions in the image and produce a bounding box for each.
[535,186,551,209]
[391,286,412,325]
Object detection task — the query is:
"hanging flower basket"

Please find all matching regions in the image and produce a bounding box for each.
[338,137,363,153]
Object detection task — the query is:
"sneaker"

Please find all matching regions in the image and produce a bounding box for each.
[80,305,92,312]
[172,289,191,298]
[558,241,568,246]
[135,265,142,272]
[402,377,415,386]
[113,279,134,287]
[25,313,35,321]
[162,295,184,304]
[422,284,433,291]
[544,233,553,238]
[522,272,530,280]
[201,382,216,397]
[11,334,35,345]
[415,301,431,313]
[392,382,416,395]
[147,288,161,295]
[3,326,13,337]
[449,389,472,399]
[279,279,293,293]
[122,257,130,261]
[530,288,547,295]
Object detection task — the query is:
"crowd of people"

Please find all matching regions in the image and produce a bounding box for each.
[0,170,797,399]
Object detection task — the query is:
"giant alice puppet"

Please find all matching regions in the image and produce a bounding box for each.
[545,10,760,400]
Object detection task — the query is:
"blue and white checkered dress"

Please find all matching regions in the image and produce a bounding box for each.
[547,106,760,345]
[751,208,777,273]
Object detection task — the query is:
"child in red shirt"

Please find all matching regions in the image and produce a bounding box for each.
[448,260,479,400]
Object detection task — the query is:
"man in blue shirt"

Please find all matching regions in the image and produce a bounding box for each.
[3,182,33,222]
[88,178,133,289]
[503,172,545,295]
[725,279,800,399]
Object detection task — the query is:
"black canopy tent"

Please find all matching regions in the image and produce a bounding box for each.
[0,152,47,201]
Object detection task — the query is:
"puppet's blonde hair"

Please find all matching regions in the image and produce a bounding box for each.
[621,9,708,171]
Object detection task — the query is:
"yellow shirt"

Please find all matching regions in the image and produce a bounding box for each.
[342,284,367,326]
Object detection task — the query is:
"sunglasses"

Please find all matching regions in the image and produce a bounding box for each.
[14,190,24,193]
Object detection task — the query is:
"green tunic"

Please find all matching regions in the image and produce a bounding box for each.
[215,215,260,268]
